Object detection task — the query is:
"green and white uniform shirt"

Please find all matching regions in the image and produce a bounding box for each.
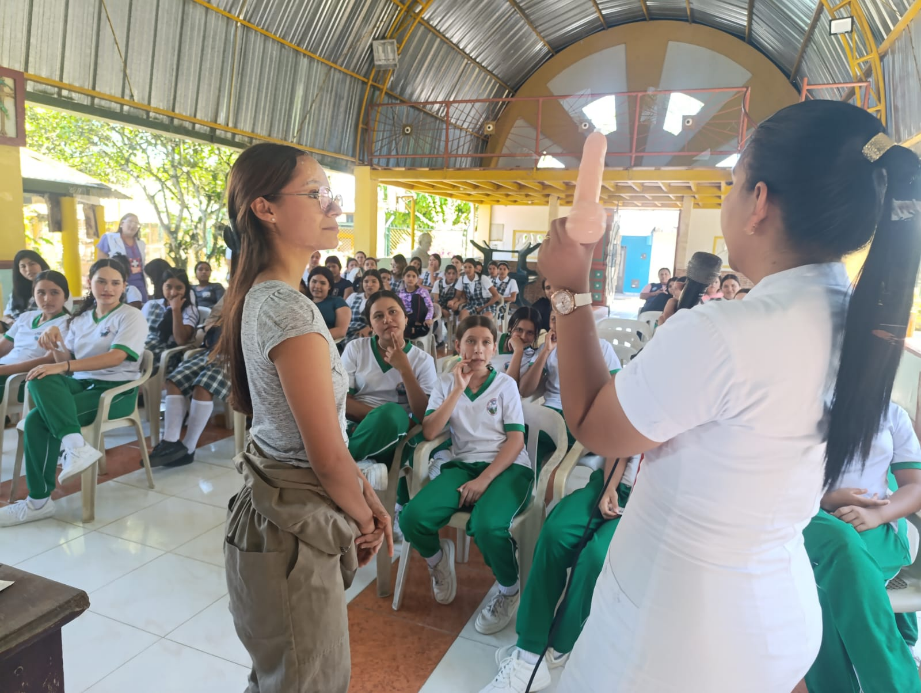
[492,333,536,376]
[426,369,530,468]
[530,338,621,411]
[341,336,437,417]
[2,310,69,365]
[64,304,147,381]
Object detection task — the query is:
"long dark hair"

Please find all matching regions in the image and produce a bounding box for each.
[360,269,383,296]
[11,250,50,314]
[216,142,308,417]
[69,258,128,325]
[743,100,921,488]
[32,270,70,308]
[507,306,541,341]
[144,258,172,300]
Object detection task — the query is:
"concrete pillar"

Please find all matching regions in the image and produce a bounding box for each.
[0,145,26,309]
[674,196,693,274]
[352,166,379,257]
[59,197,82,297]
[548,195,559,226]
[475,204,492,247]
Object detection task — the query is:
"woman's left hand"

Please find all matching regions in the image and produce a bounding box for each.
[458,475,491,507]
[27,361,67,381]
[833,505,885,533]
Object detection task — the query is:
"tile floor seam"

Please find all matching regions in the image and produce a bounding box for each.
[53,494,173,531]
[9,527,95,567]
[83,548,169,597]
[348,603,464,637]
[161,635,251,670]
[94,504,226,552]
[76,635,167,693]
[161,591,230,638]
[165,545,227,570]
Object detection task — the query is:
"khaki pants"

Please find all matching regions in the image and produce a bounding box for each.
[225,443,359,693]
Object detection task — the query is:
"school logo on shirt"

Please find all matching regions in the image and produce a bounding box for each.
[100,327,112,337]
[487,397,498,416]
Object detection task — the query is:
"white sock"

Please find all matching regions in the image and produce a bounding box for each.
[516,648,540,665]
[425,550,443,568]
[163,395,187,442]
[182,399,214,453]
[498,581,520,596]
[61,433,85,450]
[27,496,49,509]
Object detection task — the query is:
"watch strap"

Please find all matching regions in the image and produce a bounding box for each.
[574,293,593,308]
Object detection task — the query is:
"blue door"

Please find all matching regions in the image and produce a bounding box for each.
[621,236,653,295]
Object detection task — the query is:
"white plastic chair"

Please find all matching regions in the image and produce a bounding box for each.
[410,333,437,361]
[9,351,155,522]
[196,306,211,327]
[886,515,921,613]
[637,311,662,334]
[392,403,568,610]
[0,373,27,461]
[597,318,652,350]
[143,344,193,445]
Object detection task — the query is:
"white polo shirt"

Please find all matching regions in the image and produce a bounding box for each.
[432,277,461,298]
[65,303,148,381]
[497,277,519,298]
[492,333,536,377]
[530,339,621,411]
[563,263,852,692]
[2,310,69,365]
[459,273,494,299]
[426,369,530,468]
[126,285,143,304]
[341,336,437,416]
[832,401,921,502]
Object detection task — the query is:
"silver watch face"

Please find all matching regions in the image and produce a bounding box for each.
[551,290,574,315]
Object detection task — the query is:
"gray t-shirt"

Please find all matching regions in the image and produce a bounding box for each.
[241,280,348,466]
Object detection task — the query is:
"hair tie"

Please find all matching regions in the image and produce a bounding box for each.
[223,221,241,253]
[863,132,896,163]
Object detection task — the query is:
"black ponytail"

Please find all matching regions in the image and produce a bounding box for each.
[743,100,921,488]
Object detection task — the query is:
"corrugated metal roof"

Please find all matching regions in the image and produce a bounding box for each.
[885,11,921,145]
[4,0,918,167]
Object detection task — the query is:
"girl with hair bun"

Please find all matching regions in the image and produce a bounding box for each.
[527,99,921,693]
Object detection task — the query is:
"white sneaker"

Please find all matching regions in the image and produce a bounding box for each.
[357,460,388,492]
[480,645,551,693]
[429,538,457,605]
[0,498,55,527]
[58,444,103,484]
[475,588,520,635]
[545,647,570,669]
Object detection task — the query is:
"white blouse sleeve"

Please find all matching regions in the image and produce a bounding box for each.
[614,309,734,443]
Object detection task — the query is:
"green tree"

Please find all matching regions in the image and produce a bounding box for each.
[26,106,236,267]
[382,187,472,231]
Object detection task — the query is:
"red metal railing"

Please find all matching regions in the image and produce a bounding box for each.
[800,78,872,109]
[366,87,752,170]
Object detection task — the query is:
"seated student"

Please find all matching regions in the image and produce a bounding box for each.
[149,297,229,468]
[495,263,519,306]
[719,273,742,301]
[0,270,71,402]
[481,456,639,693]
[143,258,172,301]
[306,266,351,341]
[342,290,437,495]
[700,276,723,302]
[364,256,379,272]
[451,255,464,274]
[409,256,424,272]
[493,306,539,382]
[398,266,434,339]
[421,253,442,290]
[191,261,226,308]
[803,401,921,693]
[487,261,499,283]
[142,269,199,371]
[300,250,322,286]
[391,254,408,291]
[108,254,144,308]
[458,258,502,320]
[640,276,677,315]
[345,270,382,345]
[475,260,485,276]
[354,250,367,271]
[531,278,553,333]
[0,259,147,526]
[639,267,671,301]
[657,276,688,326]
[400,316,530,635]
[344,257,361,283]
[735,288,751,300]
[379,268,393,294]
[434,264,462,315]
[324,256,354,299]
[5,250,50,323]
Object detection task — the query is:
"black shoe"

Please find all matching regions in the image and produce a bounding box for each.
[149,440,189,468]
[164,451,195,468]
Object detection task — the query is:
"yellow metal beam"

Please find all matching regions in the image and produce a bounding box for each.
[686,0,693,23]
[589,0,608,29]
[24,72,355,161]
[791,1,826,81]
[639,0,651,20]
[879,0,921,55]
[903,131,921,149]
[371,168,731,184]
[506,0,555,54]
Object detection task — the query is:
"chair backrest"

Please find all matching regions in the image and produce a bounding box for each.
[597,318,650,351]
[637,311,662,333]
[522,403,568,481]
[611,343,635,365]
[197,306,212,327]
[437,355,460,373]
[137,349,155,384]
[432,303,442,322]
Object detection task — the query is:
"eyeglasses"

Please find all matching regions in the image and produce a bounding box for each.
[266,186,343,213]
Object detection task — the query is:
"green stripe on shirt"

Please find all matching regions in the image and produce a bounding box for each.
[891,461,921,471]
[113,344,139,362]
[504,423,526,433]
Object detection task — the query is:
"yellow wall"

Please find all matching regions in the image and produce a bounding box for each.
[0,146,25,260]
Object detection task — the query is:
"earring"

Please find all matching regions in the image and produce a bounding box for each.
[271,217,276,223]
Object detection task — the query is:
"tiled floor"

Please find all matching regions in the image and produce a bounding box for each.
[0,415,589,692]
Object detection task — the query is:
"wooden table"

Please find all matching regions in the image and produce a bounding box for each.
[0,564,89,692]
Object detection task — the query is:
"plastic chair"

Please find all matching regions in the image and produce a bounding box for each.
[410,333,437,361]
[886,512,921,613]
[392,403,568,610]
[597,318,652,350]
[196,306,211,327]
[637,311,662,333]
[143,345,193,446]
[0,373,27,462]
[9,350,156,522]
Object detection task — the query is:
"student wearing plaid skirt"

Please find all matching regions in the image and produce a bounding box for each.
[142,269,199,373]
[458,258,501,320]
[149,297,228,467]
[344,270,383,346]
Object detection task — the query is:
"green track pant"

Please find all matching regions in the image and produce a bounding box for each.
[346,402,415,506]
[515,468,631,655]
[24,375,136,500]
[399,461,533,587]
[803,509,920,693]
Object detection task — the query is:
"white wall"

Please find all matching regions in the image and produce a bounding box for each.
[490,205,571,249]
[684,208,723,270]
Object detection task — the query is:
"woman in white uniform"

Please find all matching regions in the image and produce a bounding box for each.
[538,101,921,692]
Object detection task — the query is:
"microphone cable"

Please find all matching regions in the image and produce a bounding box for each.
[524,456,623,692]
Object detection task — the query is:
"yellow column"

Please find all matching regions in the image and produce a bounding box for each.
[475,204,492,246]
[353,166,379,257]
[60,197,82,296]
[0,145,26,310]
[94,205,107,257]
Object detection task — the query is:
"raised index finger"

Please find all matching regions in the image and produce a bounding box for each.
[573,130,607,206]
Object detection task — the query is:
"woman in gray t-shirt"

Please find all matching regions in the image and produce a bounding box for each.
[216,143,393,693]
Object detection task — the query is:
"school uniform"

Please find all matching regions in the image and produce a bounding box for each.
[803,402,921,693]
[143,299,199,371]
[421,269,440,289]
[531,338,621,413]
[432,277,460,310]
[460,273,497,315]
[560,263,852,693]
[0,310,70,402]
[344,293,370,344]
[23,304,146,499]
[342,337,436,505]
[516,457,638,657]
[400,369,532,588]
[495,277,519,301]
[397,287,434,339]
[166,299,230,402]
[491,333,535,378]
[192,282,225,309]
[96,232,148,301]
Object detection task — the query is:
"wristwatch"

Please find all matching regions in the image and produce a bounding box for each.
[550,289,593,316]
